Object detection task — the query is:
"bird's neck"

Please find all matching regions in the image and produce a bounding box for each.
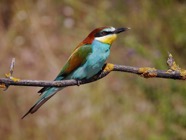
[92,40,111,52]
[92,40,111,47]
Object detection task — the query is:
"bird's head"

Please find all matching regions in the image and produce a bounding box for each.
[94,26,130,44]
[82,26,130,45]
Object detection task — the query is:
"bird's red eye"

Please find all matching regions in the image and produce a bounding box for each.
[95,31,110,37]
[101,31,107,36]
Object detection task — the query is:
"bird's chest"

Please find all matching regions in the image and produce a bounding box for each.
[88,46,110,66]
[70,42,110,79]
[84,44,110,78]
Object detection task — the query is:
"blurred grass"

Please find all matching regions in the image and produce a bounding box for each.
[0,0,186,139]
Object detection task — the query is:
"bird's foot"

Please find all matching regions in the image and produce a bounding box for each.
[138,67,157,78]
[5,72,20,82]
[76,79,81,86]
[103,63,114,72]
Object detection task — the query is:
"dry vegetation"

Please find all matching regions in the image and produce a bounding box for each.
[0,0,186,139]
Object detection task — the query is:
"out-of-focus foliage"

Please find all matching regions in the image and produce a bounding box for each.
[0,0,186,139]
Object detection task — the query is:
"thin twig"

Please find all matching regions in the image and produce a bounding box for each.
[10,58,15,76]
[3,58,14,90]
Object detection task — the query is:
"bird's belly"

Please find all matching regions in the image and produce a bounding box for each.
[71,50,110,79]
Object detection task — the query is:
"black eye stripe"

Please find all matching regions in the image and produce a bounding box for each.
[95,31,113,37]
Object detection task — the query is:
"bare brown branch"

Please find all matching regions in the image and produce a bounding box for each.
[0,53,186,91]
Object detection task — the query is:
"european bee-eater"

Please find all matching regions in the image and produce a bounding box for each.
[22,26,129,119]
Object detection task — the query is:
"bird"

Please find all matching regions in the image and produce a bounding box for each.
[22,26,129,119]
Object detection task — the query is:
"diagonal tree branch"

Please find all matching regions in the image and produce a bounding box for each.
[0,53,186,91]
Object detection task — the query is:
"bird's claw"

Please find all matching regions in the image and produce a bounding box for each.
[103,63,114,72]
[5,73,20,82]
[76,79,81,86]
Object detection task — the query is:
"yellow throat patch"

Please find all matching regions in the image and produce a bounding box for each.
[95,34,117,45]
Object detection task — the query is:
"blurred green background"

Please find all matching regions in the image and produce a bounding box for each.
[0,0,186,139]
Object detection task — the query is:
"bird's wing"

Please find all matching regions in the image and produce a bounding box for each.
[57,44,92,78]
[38,44,92,93]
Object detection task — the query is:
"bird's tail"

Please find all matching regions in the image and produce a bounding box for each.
[21,87,62,119]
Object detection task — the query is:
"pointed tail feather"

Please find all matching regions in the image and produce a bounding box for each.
[22,87,62,119]
[38,87,49,94]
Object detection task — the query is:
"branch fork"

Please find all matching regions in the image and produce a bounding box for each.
[1,58,20,91]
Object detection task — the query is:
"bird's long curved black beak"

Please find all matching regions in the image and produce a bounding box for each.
[114,27,130,34]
